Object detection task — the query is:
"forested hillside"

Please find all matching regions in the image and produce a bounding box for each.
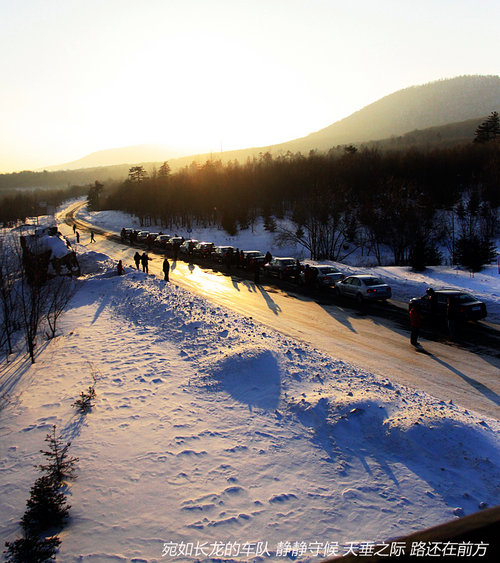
[102,141,499,269]
[283,75,500,152]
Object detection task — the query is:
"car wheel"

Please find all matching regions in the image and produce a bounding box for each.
[356,293,364,305]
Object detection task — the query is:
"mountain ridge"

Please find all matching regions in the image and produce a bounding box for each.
[35,74,500,173]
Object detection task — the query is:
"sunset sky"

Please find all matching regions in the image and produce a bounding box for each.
[1,0,499,173]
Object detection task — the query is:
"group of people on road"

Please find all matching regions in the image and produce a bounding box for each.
[133,251,152,273]
[72,223,95,244]
[127,252,170,281]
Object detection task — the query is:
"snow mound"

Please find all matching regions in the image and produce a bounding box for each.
[78,250,115,274]
[197,347,282,410]
[290,395,500,513]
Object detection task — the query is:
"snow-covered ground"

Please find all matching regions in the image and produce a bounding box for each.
[1,208,499,562]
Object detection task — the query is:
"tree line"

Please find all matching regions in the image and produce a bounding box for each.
[100,138,499,270]
[0,184,88,226]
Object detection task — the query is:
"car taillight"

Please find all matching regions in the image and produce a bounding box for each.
[367,288,376,293]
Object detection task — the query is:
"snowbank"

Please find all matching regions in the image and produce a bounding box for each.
[1,241,499,561]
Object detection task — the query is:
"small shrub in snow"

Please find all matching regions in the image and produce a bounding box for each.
[72,369,98,413]
[72,385,96,413]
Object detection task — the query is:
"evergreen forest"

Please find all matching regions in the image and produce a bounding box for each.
[101,141,499,269]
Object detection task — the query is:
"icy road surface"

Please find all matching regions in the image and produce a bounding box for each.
[59,202,500,420]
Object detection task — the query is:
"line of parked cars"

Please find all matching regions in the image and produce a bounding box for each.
[119,228,487,318]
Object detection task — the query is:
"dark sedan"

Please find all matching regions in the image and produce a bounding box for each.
[409,289,487,321]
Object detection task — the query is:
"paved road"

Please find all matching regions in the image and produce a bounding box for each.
[58,201,500,419]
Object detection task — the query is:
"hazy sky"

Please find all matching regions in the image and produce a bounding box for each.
[1,0,499,172]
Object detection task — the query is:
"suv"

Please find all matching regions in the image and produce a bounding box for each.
[136,231,150,242]
[409,289,487,321]
[241,250,266,269]
[212,246,235,263]
[335,275,392,303]
[179,239,199,257]
[263,257,297,279]
[193,241,214,259]
[154,234,172,249]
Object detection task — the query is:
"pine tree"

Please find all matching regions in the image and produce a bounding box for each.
[455,234,497,272]
[38,425,79,484]
[474,111,500,143]
[4,533,60,563]
[409,239,442,271]
[20,476,70,534]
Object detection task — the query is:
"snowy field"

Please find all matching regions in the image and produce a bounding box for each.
[1,208,499,562]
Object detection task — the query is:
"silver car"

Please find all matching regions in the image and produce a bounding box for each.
[335,274,391,304]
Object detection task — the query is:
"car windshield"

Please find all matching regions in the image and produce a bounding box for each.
[363,277,384,286]
[278,259,296,265]
[317,267,339,274]
[454,293,478,303]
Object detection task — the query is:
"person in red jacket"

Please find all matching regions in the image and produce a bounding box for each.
[409,302,422,347]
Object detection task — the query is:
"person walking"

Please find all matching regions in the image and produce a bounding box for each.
[162,257,170,281]
[117,260,124,275]
[75,231,80,243]
[72,224,76,234]
[134,252,141,270]
[90,230,95,243]
[447,296,457,340]
[409,302,422,347]
[141,252,151,273]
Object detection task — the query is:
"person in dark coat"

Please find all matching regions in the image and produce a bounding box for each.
[409,302,422,346]
[90,230,96,243]
[75,231,80,243]
[447,296,457,340]
[162,257,170,281]
[141,252,151,273]
[295,259,302,284]
[225,248,232,272]
[117,260,124,275]
[253,260,261,284]
[304,264,312,288]
[134,252,141,269]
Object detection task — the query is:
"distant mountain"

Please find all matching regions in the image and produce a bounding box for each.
[43,144,191,171]
[39,74,500,174]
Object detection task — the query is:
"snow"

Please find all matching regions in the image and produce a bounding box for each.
[1,206,499,561]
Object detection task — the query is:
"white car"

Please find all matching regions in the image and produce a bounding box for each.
[335,275,392,303]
